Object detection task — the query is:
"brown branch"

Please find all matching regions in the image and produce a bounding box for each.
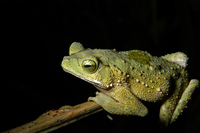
[3,101,103,133]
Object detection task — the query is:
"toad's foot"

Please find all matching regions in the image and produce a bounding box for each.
[88,92,111,105]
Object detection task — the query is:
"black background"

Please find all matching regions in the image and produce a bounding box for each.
[1,0,200,133]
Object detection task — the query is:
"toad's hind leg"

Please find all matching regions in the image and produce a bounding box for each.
[159,79,199,127]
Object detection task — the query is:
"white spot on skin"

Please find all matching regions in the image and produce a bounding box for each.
[161,105,165,110]
[110,83,113,87]
[93,79,102,84]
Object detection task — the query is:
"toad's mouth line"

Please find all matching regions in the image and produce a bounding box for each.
[62,67,119,102]
[62,67,105,89]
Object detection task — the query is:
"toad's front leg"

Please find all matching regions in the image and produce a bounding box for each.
[88,86,148,117]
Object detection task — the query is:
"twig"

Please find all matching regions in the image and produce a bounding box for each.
[3,101,103,133]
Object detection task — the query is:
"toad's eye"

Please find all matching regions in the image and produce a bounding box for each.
[82,59,98,73]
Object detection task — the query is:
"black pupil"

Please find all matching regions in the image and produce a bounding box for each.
[84,64,91,68]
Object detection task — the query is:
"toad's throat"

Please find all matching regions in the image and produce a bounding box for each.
[62,67,118,100]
